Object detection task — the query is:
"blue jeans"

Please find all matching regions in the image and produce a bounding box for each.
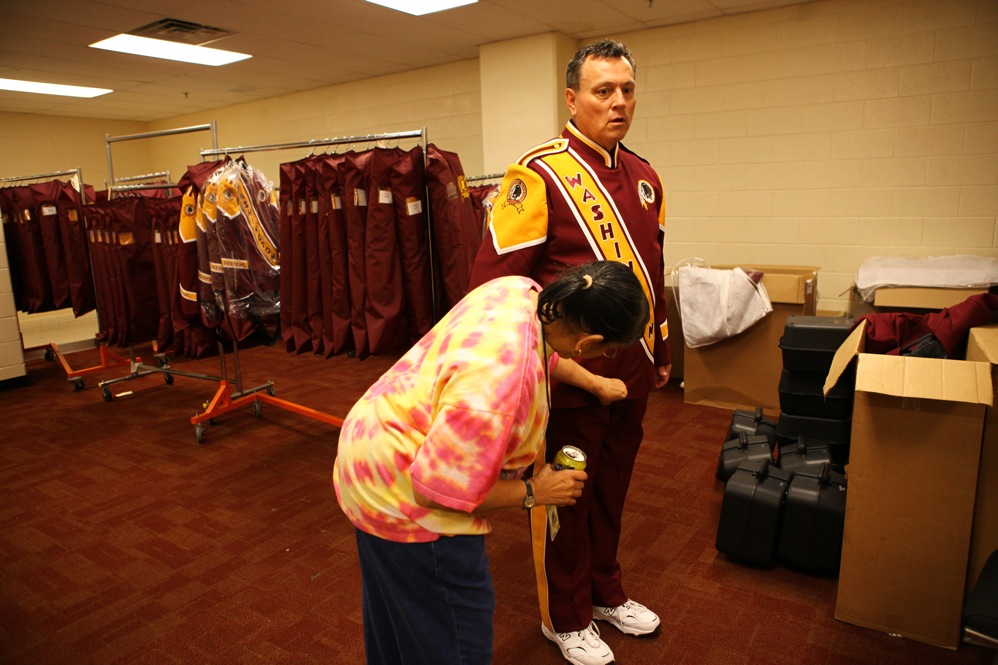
[355,528,496,665]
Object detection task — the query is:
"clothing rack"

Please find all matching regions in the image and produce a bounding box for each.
[465,172,504,183]
[105,170,176,195]
[0,167,130,388]
[96,123,230,415]
[186,128,431,442]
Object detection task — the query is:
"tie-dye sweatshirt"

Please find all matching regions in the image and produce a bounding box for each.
[333,275,555,543]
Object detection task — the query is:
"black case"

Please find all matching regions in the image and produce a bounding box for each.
[779,316,855,373]
[776,412,851,464]
[776,463,847,576]
[716,432,775,482]
[715,458,792,566]
[778,435,835,475]
[778,369,854,419]
[726,406,777,443]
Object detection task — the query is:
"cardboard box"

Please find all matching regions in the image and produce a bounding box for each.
[682,265,817,414]
[874,286,989,310]
[965,324,998,595]
[825,320,993,649]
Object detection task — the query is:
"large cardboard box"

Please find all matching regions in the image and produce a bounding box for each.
[965,324,998,595]
[874,286,989,310]
[683,265,817,414]
[825,321,994,649]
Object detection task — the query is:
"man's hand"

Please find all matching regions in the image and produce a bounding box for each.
[654,364,672,389]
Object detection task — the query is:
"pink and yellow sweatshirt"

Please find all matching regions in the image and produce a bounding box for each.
[333,276,556,543]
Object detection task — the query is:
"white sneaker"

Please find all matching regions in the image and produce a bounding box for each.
[541,620,615,665]
[592,599,660,636]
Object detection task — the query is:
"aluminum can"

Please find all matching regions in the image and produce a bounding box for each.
[553,445,587,471]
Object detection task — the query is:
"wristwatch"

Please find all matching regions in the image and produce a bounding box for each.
[521,479,535,510]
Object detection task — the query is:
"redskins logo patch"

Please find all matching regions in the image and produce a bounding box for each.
[503,178,527,213]
[637,180,655,209]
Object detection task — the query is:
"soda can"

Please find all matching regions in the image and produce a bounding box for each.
[553,445,587,471]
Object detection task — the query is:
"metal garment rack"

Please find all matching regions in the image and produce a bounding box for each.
[0,167,133,388]
[96,123,230,412]
[465,172,504,183]
[187,128,430,441]
[104,170,176,195]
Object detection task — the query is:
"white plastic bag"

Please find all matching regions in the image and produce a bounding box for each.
[678,266,773,348]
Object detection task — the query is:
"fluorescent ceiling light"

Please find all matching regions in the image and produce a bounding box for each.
[365,0,477,16]
[0,77,112,98]
[89,34,251,66]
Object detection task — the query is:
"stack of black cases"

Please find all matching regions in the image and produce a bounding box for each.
[714,316,855,574]
[776,316,856,466]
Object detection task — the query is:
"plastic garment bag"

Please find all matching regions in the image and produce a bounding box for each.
[678,265,773,348]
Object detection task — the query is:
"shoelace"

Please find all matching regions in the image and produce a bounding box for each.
[558,622,602,647]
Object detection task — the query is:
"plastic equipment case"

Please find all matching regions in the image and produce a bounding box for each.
[776,411,852,464]
[777,463,847,576]
[726,406,777,443]
[778,435,834,475]
[716,432,775,482]
[778,369,854,419]
[715,458,793,566]
[779,316,855,373]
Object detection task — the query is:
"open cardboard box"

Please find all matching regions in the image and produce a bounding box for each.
[824,320,995,649]
[682,265,817,414]
[965,324,998,596]
[874,286,990,310]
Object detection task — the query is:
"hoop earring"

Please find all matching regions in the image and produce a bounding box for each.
[571,347,582,358]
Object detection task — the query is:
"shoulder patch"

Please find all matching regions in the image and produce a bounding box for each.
[515,138,568,167]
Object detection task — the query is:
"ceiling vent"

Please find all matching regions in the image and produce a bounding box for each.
[128,18,234,46]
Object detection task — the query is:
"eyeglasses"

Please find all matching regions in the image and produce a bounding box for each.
[602,346,618,359]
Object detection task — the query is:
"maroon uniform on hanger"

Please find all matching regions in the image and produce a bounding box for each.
[363,146,408,355]
[316,153,354,357]
[342,150,372,358]
[390,145,434,343]
[29,180,71,311]
[425,144,480,314]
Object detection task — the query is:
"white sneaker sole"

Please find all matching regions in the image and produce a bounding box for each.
[541,623,616,665]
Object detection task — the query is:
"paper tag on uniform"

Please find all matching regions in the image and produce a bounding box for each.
[41,205,57,216]
[311,198,319,214]
[154,230,162,243]
[406,197,422,216]
[354,189,367,207]
[547,505,560,541]
[379,189,393,205]
[331,194,342,210]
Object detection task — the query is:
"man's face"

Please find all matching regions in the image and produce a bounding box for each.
[566,56,636,151]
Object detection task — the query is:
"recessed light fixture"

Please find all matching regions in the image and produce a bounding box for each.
[89,34,251,66]
[0,77,112,98]
[364,0,477,16]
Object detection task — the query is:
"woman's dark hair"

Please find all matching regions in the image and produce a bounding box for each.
[566,39,636,91]
[538,260,649,346]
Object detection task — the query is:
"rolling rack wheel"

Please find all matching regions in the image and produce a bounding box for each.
[157,355,170,368]
[101,385,112,402]
[195,422,205,444]
[44,348,55,362]
[266,386,276,397]
[72,379,85,392]
[253,401,262,418]
[163,372,174,385]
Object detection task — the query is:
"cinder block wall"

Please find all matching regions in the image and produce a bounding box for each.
[624,0,997,313]
[1,0,995,383]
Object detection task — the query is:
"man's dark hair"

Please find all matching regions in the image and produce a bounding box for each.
[565,39,636,91]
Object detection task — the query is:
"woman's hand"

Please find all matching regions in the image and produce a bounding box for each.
[593,376,627,405]
[530,463,586,507]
